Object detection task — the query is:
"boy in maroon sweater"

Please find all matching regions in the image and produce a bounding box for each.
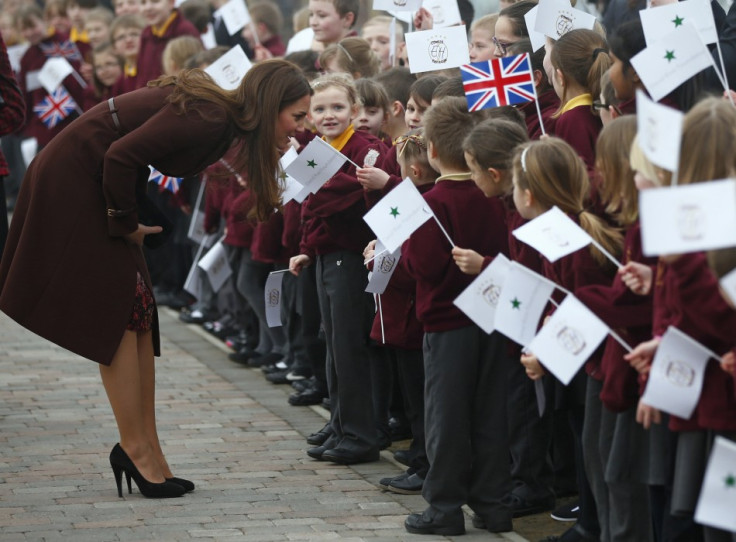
[135,0,199,88]
[402,97,513,536]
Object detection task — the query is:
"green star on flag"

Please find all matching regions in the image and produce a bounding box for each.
[390,206,400,218]
[725,473,736,488]
[278,171,287,181]
[672,15,684,27]
[307,159,317,168]
[664,50,676,62]
[511,297,522,310]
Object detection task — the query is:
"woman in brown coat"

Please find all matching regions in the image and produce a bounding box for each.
[0,59,312,498]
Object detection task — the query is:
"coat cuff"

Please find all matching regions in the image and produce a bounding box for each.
[107,207,139,237]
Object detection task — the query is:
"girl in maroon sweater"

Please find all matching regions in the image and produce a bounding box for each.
[289,74,388,465]
[546,29,610,176]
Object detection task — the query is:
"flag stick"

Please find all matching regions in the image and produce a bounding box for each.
[250,21,261,45]
[670,167,679,187]
[715,40,735,107]
[314,133,361,170]
[378,294,386,344]
[70,70,87,89]
[269,268,291,275]
[533,93,546,136]
[589,239,624,269]
[432,215,455,247]
[364,248,387,266]
[608,328,633,352]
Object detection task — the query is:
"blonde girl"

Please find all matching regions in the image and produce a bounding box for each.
[469,13,498,63]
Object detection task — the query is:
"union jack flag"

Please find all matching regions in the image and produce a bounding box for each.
[39,40,83,62]
[461,54,537,112]
[32,86,79,128]
[148,167,183,194]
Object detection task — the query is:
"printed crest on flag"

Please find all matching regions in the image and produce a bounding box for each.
[39,40,83,61]
[32,86,78,128]
[148,167,183,194]
[461,54,536,112]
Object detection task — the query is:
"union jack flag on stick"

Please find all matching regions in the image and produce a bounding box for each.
[32,86,80,128]
[461,53,547,135]
[39,40,83,62]
[149,167,183,194]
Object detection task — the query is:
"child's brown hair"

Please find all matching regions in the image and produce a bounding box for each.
[512,137,623,268]
[397,128,438,183]
[595,115,638,226]
[356,78,389,111]
[423,96,478,171]
[162,35,204,75]
[16,4,43,28]
[319,37,380,78]
[250,1,283,35]
[109,13,145,37]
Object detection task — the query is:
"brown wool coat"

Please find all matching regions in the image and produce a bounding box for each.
[0,85,235,365]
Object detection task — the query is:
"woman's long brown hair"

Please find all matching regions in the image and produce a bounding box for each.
[150,59,312,220]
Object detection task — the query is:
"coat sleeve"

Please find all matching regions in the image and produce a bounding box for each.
[103,102,229,236]
[0,35,25,136]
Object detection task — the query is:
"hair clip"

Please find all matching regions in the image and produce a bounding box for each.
[337,43,354,64]
[395,133,426,158]
[520,146,529,173]
[592,48,609,61]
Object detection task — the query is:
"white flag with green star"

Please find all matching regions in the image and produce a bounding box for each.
[630,23,714,102]
[527,295,610,385]
[495,262,556,346]
[639,0,718,45]
[363,177,435,253]
[284,137,347,195]
[453,254,512,334]
[279,147,309,204]
[695,436,736,532]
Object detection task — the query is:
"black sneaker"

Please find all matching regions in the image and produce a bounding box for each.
[550,501,580,522]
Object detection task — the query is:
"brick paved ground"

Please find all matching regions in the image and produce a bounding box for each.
[0,309,565,542]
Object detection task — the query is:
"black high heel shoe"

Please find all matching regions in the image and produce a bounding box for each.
[166,477,195,492]
[109,444,185,498]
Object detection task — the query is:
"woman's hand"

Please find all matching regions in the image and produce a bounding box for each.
[521,351,546,380]
[451,247,483,275]
[289,254,312,276]
[356,166,390,190]
[636,399,662,429]
[624,337,661,374]
[619,261,653,295]
[124,224,163,246]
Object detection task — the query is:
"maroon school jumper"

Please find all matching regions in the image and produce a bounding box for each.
[403,176,509,332]
[252,210,288,264]
[261,34,286,57]
[300,130,388,258]
[576,222,657,412]
[519,88,559,141]
[135,10,200,88]
[18,32,89,147]
[551,102,601,175]
[368,182,434,349]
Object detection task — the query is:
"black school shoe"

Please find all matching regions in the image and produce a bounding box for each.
[306,424,332,446]
[405,512,465,536]
[386,473,424,495]
[538,523,599,542]
[321,447,379,465]
[504,492,556,518]
[471,514,514,533]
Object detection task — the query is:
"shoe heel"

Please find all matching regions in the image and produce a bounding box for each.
[125,471,132,494]
[111,464,124,498]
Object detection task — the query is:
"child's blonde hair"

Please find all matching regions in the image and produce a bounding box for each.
[463,118,529,195]
[513,137,623,268]
[551,29,611,115]
[162,35,204,75]
[109,13,145,38]
[678,96,736,185]
[629,135,670,187]
[85,6,114,26]
[470,13,498,36]
[362,15,404,41]
[595,115,637,226]
[310,72,360,106]
[397,128,438,183]
[319,37,380,79]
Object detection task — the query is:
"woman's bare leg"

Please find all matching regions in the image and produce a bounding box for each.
[99,330,165,483]
[136,330,174,478]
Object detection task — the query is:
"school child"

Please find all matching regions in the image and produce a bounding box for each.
[84,7,114,49]
[595,70,624,127]
[241,1,286,59]
[308,0,359,48]
[289,73,388,465]
[114,0,141,16]
[493,1,536,58]
[571,116,656,542]
[374,67,415,141]
[109,14,145,95]
[623,97,736,542]
[512,137,624,542]
[15,5,88,150]
[355,78,390,142]
[451,118,559,519]
[361,15,404,72]
[161,35,202,75]
[367,129,437,495]
[66,0,97,44]
[82,42,123,110]
[319,37,380,79]
[402,97,512,536]
[135,0,200,88]
[405,74,445,130]
[508,39,560,140]
[44,0,72,37]
[546,29,610,174]
[469,13,498,62]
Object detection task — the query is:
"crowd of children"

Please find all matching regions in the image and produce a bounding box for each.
[2,0,736,540]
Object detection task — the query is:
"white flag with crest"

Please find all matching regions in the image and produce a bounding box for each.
[404,26,470,74]
[453,254,512,334]
[635,89,683,172]
[512,206,592,263]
